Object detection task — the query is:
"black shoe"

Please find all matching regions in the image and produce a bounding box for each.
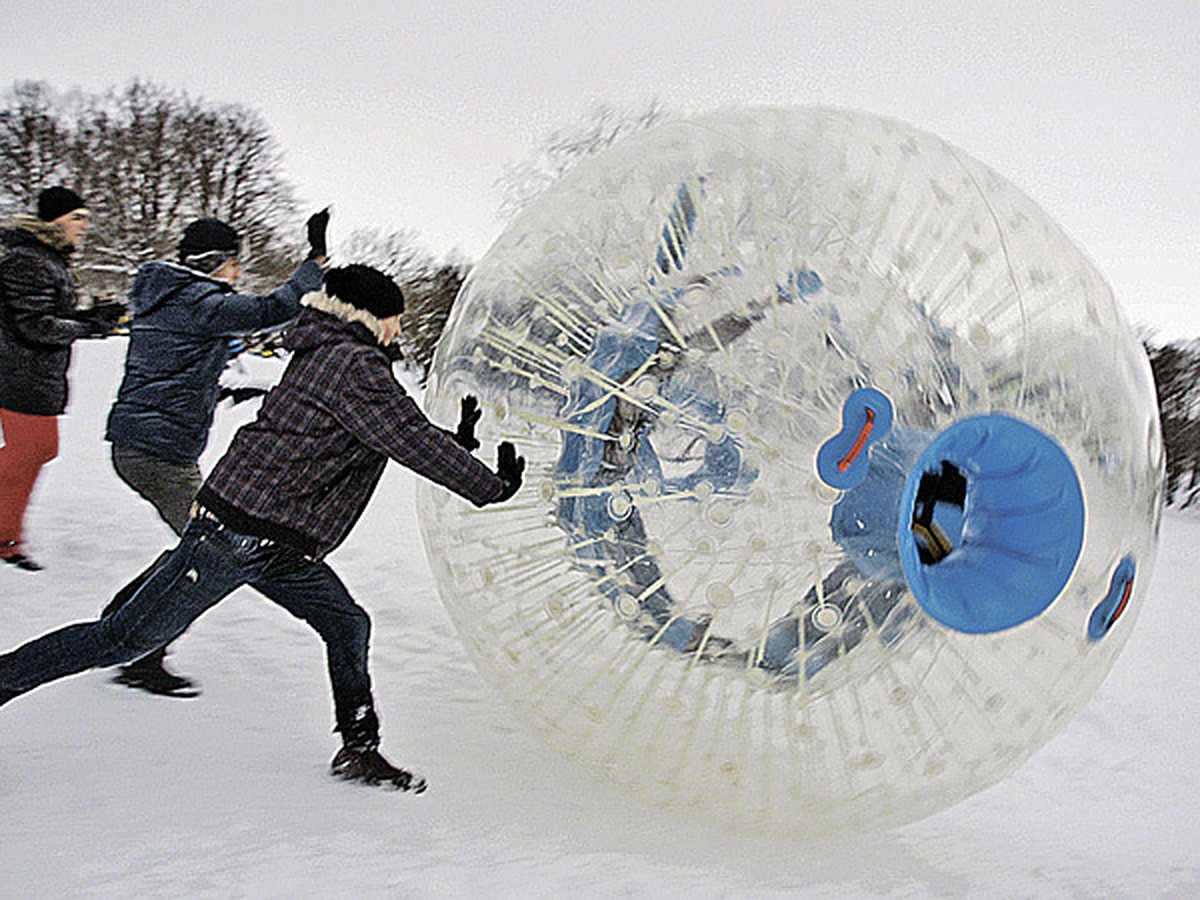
[112,650,200,698]
[2,552,43,571]
[331,746,427,793]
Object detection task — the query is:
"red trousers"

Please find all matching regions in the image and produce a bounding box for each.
[0,409,59,552]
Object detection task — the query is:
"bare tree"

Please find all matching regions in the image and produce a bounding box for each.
[72,82,190,283]
[0,79,302,297]
[399,256,471,383]
[0,81,69,214]
[1147,339,1200,508]
[340,225,435,283]
[178,101,298,286]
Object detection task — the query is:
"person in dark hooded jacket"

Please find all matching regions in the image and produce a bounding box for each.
[0,187,117,571]
[0,264,524,793]
[100,212,328,697]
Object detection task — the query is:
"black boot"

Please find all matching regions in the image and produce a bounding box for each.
[1,542,43,571]
[330,745,427,793]
[112,646,200,698]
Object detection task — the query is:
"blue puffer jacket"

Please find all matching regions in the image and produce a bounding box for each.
[105,259,324,464]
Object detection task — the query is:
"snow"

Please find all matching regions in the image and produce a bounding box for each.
[2,337,1198,897]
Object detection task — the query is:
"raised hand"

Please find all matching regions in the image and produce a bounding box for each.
[453,395,482,451]
[306,207,330,262]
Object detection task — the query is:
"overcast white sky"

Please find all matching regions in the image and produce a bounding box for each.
[3,1,1197,337]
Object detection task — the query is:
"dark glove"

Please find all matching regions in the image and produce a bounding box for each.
[218,386,269,405]
[453,395,482,451]
[306,207,330,260]
[74,319,110,339]
[73,301,126,337]
[492,441,525,503]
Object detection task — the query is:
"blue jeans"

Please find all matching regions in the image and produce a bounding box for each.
[0,516,379,746]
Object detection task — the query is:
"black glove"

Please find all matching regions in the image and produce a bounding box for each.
[306,207,330,260]
[74,319,110,339]
[492,441,525,503]
[453,395,482,451]
[218,386,269,405]
[73,301,126,338]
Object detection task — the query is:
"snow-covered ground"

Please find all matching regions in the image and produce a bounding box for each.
[2,338,1197,897]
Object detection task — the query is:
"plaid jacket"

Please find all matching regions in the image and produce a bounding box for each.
[197,304,505,558]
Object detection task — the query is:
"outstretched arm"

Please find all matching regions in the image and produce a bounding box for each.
[193,259,324,337]
[332,350,520,506]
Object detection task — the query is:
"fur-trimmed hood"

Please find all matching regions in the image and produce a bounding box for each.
[1,214,75,254]
[299,288,393,345]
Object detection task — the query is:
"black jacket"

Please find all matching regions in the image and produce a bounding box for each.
[0,216,86,415]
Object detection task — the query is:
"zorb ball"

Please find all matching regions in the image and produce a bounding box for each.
[416,106,1163,837]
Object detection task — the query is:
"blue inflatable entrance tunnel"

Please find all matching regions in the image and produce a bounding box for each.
[897,415,1086,634]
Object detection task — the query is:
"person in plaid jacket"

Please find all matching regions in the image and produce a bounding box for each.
[0,264,524,792]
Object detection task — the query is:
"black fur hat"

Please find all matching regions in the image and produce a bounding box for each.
[324,265,405,318]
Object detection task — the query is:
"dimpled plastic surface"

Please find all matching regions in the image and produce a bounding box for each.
[415,107,1163,837]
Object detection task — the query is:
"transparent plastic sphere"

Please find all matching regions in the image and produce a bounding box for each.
[416,106,1163,837]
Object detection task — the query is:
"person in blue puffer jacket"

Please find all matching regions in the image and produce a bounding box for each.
[101,211,328,696]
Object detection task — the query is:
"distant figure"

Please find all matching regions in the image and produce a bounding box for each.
[0,264,525,793]
[0,187,119,571]
[99,210,330,697]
